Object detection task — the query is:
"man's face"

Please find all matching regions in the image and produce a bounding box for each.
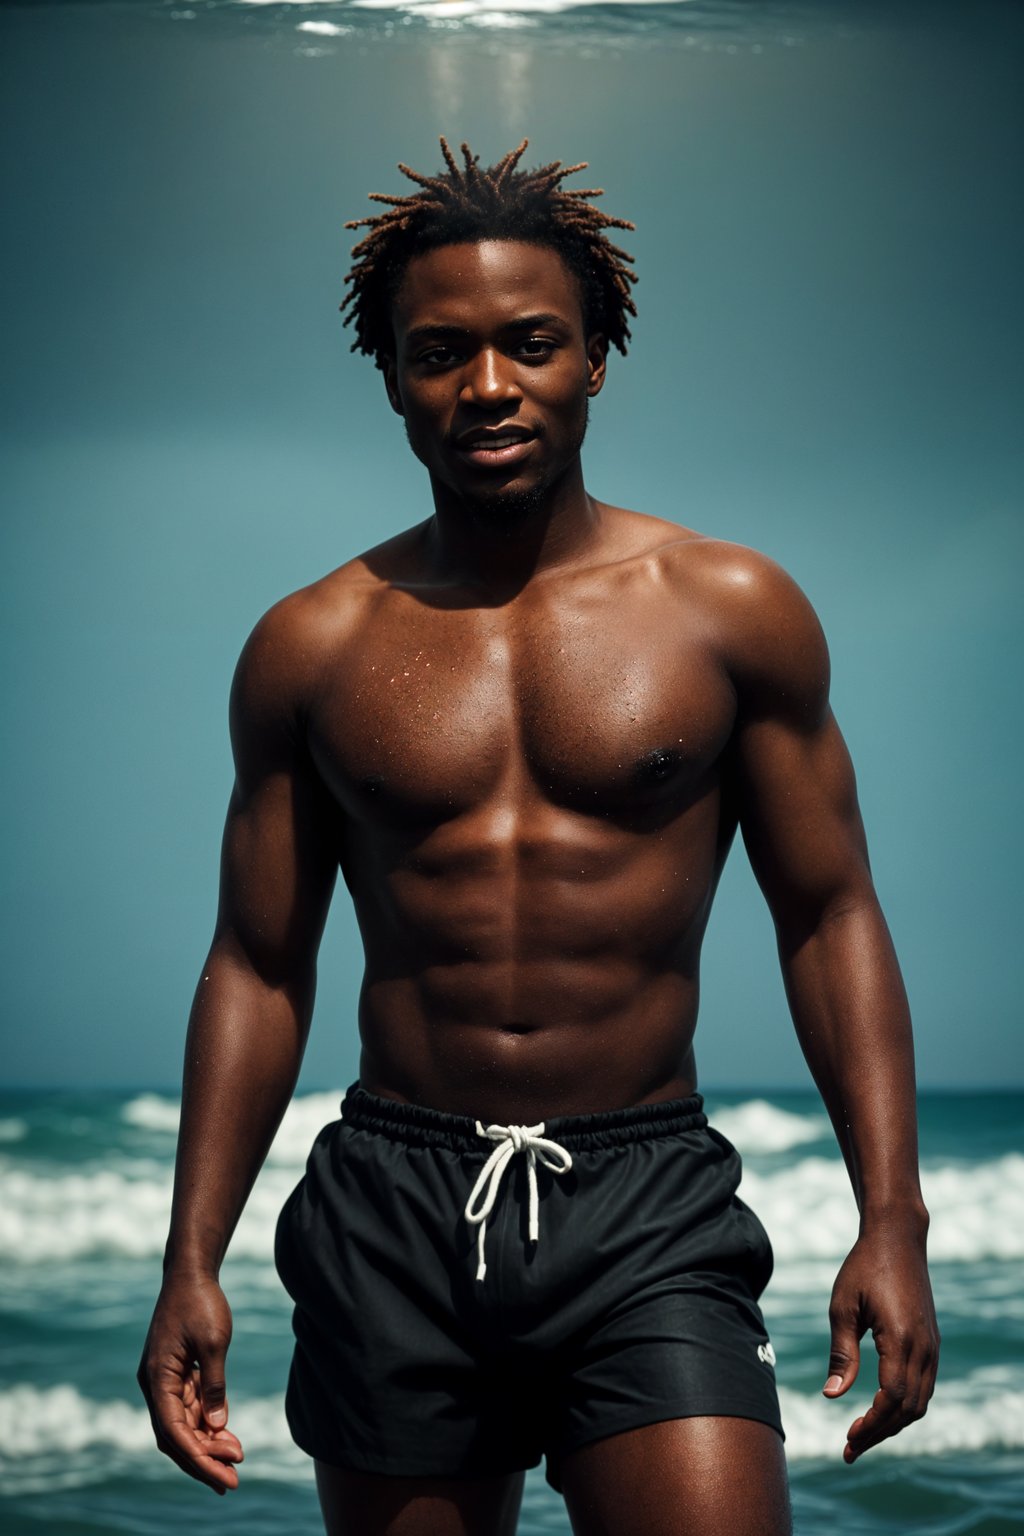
[384,240,607,518]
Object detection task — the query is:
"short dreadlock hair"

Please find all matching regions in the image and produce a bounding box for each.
[341,138,638,370]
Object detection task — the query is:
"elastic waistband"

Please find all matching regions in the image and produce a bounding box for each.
[339,1084,707,1152]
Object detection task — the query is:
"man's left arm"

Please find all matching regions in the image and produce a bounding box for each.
[725,555,940,1463]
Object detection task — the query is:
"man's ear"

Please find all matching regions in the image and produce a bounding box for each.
[383,356,404,416]
[586,333,608,398]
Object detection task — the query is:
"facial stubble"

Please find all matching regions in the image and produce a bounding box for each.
[406,398,592,531]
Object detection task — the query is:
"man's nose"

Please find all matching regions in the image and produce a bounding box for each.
[461,348,520,406]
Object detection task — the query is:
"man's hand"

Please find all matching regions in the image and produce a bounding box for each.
[137,1274,244,1494]
[823,1227,939,1463]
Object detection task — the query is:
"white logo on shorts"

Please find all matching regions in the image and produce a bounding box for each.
[757,1341,776,1367]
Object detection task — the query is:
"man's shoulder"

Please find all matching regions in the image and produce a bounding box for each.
[633,518,830,717]
[243,525,427,662]
[634,518,781,589]
[620,513,813,614]
[230,530,426,731]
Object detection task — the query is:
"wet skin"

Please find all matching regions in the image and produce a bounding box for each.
[138,240,938,1527]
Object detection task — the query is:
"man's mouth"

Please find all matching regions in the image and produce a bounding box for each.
[453,429,537,468]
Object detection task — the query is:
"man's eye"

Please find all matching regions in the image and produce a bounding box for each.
[516,338,555,359]
[419,347,459,366]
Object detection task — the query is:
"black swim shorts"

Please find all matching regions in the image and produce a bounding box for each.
[275,1086,783,1486]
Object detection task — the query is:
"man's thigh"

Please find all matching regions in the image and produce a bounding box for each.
[314,1461,525,1536]
[559,1416,791,1536]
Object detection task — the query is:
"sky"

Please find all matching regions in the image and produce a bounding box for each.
[2,0,1022,1089]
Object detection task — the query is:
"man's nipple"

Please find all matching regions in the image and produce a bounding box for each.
[635,747,683,783]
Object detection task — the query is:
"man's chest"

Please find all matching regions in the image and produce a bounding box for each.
[309,593,737,822]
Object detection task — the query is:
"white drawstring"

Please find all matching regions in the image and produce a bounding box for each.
[464,1122,573,1283]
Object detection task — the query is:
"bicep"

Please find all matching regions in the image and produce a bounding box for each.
[718,557,874,931]
[215,766,339,986]
[735,707,874,939]
[212,610,340,985]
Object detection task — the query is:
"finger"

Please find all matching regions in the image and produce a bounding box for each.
[193,1433,244,1464]
[149,1374,243,1483]
[176,1379,244,1459]
[189,1419,245,1459]
[845,1320,944,1463]
[913,1324,941,1413]
[851,1334,937,1453]
[844,1376,912,1461]
[158,1418,243,1492]
[824,1313,862,1397]
[844,1403,900,1461]
[195,1340,230,1430]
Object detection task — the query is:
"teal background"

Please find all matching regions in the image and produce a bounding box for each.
[2,1,1022,1089]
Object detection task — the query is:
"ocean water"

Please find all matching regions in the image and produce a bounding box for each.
[1,1088,1022,1534]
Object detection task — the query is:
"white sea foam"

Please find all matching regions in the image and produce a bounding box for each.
[9,1097,1024,1266]
[0,1384,158,1458]
[121,1093,181,1133]
[122,1090,824,1160]
[780,1366,1024,1460]
[1,1165,176,1263]
[0,1161,298,1264]
[744,1153,1024,1264]
[261,1090,347,1165]
[710,1099,829,1154]
[917,1158,1024,1261]
[3,1144,1023,1267]
[0,1118,27,1143]
[2,1369,1021,1489]
[121,1088,344,1165]
[124,1090,828,1160]
[349,0,692,11]
[238,0,692,9]
[0,1384,303,1495]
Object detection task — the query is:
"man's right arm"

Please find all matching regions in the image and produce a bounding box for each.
[137,597,340,1493]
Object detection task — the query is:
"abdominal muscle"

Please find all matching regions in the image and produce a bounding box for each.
[346,814,720,1122]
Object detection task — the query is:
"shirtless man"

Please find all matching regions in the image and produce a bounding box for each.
[138,140,939,1536]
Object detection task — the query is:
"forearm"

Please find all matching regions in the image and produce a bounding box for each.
[779,895,927,1229]
[164,937,315,1278]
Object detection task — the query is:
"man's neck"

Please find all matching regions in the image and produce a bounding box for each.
[423,464,605,596]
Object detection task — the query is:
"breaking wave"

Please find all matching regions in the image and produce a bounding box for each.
[3,1367,1022,1494]
[708,1098,829,1153]
[4,1130,1023,1265]
[121,1091,829,1157]
[121,1088,345,1163]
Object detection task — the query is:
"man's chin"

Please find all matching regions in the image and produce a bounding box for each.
[448,474,551,527]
